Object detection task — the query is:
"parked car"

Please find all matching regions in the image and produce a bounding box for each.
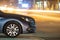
[0,11,36,37]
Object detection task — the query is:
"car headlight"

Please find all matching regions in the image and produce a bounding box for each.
[25,18,35,23]
[25,18,29,21]
[26,18,35,25]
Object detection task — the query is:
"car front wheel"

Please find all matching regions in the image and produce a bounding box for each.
[3,21,22,37]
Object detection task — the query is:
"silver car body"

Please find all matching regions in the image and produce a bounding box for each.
[0,17,29,33]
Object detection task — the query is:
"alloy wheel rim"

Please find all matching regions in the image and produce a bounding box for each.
[6,24,19,36]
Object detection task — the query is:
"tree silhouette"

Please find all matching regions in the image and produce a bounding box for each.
[47,0,57,10]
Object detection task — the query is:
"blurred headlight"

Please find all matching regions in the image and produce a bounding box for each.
[25,18,35,26]
[25,18,29,21]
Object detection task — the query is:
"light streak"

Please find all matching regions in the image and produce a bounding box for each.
[0,6,60,13]
[28,14,60,21]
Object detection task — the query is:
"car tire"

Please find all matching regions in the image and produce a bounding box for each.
[3,21,22,37]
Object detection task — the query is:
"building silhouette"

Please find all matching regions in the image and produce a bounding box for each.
[0,0,60,10]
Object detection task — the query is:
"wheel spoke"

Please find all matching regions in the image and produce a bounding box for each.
[14,28,19,31]
[13,31,18,36]
[10,24,15,28]
[7,26,10,29]
[10,33,12,36]
[8,31,12,35]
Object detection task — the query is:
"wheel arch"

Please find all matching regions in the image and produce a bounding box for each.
[3,19,23,33]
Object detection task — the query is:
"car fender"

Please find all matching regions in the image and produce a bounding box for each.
[0,18,29,33]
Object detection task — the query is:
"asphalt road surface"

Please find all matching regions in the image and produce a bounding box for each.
[0,32,60,40]
[0,33,44,40]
